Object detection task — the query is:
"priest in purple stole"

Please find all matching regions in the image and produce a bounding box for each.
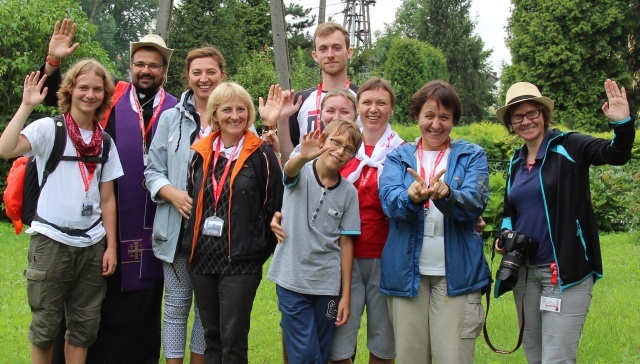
[41,24,178,364]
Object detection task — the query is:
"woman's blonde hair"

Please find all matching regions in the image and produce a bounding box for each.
[57,59,114,124]
[321,88,357,116]
[204,82,255,131]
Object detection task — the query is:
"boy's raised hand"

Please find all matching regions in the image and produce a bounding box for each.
[298,129,330,162]
[49,18,79,63]
[22,71,48,107]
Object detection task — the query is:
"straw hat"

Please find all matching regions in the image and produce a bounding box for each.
[130,34,173,65]
[496,82,554,123]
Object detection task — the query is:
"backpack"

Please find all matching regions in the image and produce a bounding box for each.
[3,115,112,234]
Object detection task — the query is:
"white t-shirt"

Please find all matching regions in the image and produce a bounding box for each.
[417,148,450,276]
[21,117,124,247]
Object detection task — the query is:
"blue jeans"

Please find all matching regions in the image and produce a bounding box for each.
[276,285,338,364]
[513,266,593,364]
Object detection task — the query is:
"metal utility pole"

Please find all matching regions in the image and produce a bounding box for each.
[155,0,173,41]
[319,0,326,24]
[270,0,291,90]
[342,0,376,48]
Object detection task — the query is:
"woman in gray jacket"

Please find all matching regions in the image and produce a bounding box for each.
[145,47,226,364]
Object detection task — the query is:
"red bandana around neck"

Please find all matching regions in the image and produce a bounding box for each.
[65,113,103,173]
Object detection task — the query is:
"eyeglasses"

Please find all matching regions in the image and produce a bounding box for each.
[132,62,164,71]
[329,137,356,157]
[510,109,541,124]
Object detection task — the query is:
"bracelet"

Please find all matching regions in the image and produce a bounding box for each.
[46,55,61,67]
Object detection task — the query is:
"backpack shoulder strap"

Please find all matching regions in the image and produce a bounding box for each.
[100,81,128,130]
[41,115,67,187]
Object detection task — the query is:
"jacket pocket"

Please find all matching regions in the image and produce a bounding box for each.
[24,268,47,309]
[460,291,483,339]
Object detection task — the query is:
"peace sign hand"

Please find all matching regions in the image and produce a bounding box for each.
[407,168,431,203]
[426,169,449,200]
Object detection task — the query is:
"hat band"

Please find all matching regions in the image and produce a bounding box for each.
[507,94,538,105]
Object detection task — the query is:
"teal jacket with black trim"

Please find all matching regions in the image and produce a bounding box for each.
[500,118,635,291]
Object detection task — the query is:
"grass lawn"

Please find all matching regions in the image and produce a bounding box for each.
[1,222,638,363]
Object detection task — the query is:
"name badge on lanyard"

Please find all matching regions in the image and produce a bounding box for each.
[132,87,166,166]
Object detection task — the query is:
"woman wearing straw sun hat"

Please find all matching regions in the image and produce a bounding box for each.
[494,80,635,363]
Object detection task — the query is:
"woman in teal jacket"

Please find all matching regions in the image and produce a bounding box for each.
[378,80,490,364]
[495,80,634,364]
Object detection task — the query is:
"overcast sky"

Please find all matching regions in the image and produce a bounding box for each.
[286,0,512,74]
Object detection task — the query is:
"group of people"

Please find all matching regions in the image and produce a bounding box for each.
[0,16,634,364]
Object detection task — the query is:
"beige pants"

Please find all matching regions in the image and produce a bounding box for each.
[387,275,483,364]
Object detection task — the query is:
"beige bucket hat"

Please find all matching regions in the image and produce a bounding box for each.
[130,34,173,65]
[496,82,554,122]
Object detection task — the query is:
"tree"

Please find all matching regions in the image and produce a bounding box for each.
[383,37,449,123]
[78,0,158,77]
[166,0,272,96]
[0,0,112,200]
[502,0,633,131]
[394,0,495,122]
[285,3,315,52]
[231,49,278,131]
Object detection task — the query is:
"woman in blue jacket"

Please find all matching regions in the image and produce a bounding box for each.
[494,80,634,363]
[378,80,490,364]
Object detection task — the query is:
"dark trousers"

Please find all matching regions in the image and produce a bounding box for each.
[190,272,261,364]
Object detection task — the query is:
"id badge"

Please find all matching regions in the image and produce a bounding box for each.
[424,217,437,237]
[202,216,224,237]
[143,153,149,167]
[81,200,94,217]
[540,296,561,312]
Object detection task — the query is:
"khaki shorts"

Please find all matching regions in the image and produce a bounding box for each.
[26,234,106,348]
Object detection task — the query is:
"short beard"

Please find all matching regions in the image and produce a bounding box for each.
[134,80,164,95]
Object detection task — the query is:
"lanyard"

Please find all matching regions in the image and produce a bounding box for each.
[210,138,240,213]
[417,139,449,210]
[77,152,95,194]
[314,81,351,131]
[131,86,166,153]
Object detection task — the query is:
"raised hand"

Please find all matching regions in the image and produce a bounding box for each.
[259,84,284,127]
[601,79,630,122]
[425,169,448,200]
[298,129,330,162]
[22,71,48,107]
[406,168,430,203]
[48,18,79,63]
[280,89,303,120]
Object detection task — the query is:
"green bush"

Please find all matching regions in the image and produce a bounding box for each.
[383,37,449,124]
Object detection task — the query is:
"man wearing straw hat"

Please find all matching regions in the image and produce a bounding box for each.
[41,19,178,363]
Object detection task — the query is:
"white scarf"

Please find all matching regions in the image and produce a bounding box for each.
[345,124,404,183]
[212,135,245,162]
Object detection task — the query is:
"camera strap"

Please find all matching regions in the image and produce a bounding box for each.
[482,249,530,354]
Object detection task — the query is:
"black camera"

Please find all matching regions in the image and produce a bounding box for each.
[494,231,538,297]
